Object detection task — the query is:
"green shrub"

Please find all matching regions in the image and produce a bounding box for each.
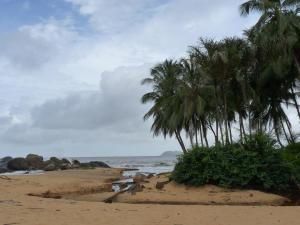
[282,143,300,181]
[282,143,300,165]
[242,132,278,152]
[172,137,299,192]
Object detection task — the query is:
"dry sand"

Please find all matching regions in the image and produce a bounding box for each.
[1,168,300,225]
[115,175,291,206]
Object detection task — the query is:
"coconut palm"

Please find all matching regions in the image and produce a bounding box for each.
[142,2,300,150]
[141,60,187,153]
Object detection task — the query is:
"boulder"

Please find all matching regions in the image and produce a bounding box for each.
[0,156,13,164]
[7,158,29,171]
[0,167,9,174]
[26,154,44,169]
[44,162,56,171]
[61,158,71,164]
[60,163,71,170]
[49,157,61,165]
[88,161,110,168]
[80,162,94,169]
[0,156,13,170]
[72,160,81,169]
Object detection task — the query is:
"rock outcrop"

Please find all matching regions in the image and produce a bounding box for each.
[0,156,13,173]
[1,155,110,173]
[26,154,44,170]
[7,158,30,171]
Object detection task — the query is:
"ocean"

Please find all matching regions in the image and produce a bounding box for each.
[72,155,178,176]
[1,155,179,176]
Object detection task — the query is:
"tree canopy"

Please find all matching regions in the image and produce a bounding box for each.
[142,0,300,152]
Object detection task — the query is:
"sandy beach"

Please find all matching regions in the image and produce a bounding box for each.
[0,168,300,225]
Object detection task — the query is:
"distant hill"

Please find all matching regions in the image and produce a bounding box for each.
[160,151,182,157]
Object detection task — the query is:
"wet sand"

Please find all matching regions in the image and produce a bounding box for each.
[1,168,300,225]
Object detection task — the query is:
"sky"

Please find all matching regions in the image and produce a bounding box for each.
[0,0,259,157]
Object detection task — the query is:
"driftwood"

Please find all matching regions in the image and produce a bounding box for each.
[0,175,12,180]
[104,184,136,203]
[28,191,62,199]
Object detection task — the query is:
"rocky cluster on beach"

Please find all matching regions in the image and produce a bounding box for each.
[0,154,110,173]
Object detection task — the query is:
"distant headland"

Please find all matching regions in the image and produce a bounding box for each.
[160,151,182,157]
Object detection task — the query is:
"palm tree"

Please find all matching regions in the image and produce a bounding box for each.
[241,0,300,142]
[189,39,224,145]
[141,60,187,153]
[179,56,211,147]
[141,1,300,150]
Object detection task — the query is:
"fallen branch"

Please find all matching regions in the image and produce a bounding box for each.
[0,175,12,180]
[104,184,136,203]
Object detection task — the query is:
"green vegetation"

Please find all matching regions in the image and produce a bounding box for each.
[141,1,300,191]
[141,0,300,152]
[172,134,300,191]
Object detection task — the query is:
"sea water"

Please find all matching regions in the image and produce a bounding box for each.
[72,155,177,176]
[1,155,178,176]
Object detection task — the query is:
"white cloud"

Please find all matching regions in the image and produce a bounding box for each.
[0,0,262,156]
[31,65,150,130]
[65,0,166,33]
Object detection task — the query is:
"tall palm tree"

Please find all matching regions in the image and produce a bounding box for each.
[179,56,211,147]
[241,0,300,142]
[241,0,300,117]
[141,60,187,153]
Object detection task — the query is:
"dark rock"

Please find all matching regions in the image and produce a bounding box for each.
[0,167,9,174]
[79,162,94,169]
[0,156,13,171]
[48,157,65,169]
[7,158,29,171]
[44,162,56,171]
[60,163,71,170]
[26,154,44,170]
[61,158,71,164]
[79,161,110,169]
[26,154,43,161]
[49,157,62,165]
[0,156,13,163]
[72,159,80,165]
[88,161,110,168]
[72,160,80,169]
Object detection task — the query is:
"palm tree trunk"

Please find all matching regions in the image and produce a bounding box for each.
[214,82,219,145]
[241,119,246,137]
[228,121,233,144]
[222,87,230,144]
[248,111,252,139]
[239,113,244,143]
[195,128,199,147]
[201,120,209,147]
[274,127,283,148]
[285,119,295,144]
[280,118,290,144]
[215,119,219,145]
[199,125,204,147]
[189,131,194,148]
[208,120,217,144]
[220,122,225,146]
[291,86,300,120]
[175,130,187,154]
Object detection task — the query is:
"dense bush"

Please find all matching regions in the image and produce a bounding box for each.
[282,143,300,182]
[172,134,300,192]
[282,143,300,166]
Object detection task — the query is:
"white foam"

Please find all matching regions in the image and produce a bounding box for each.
[0,170,44,176]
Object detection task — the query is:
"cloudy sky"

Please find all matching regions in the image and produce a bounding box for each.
[0,0,258,157]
